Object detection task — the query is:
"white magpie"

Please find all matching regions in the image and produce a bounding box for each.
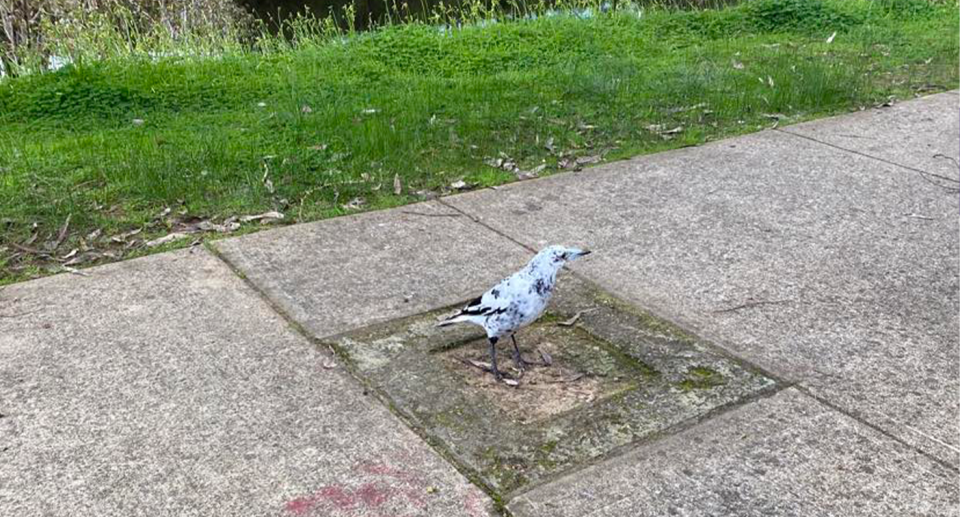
[438,245,591,381]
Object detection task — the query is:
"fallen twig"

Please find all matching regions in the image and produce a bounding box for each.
[545,373,585,384]
[9,242,47,256]
[712,299,792,313]
[932,153,959,168]
[916,170,960,193]
[401,211,461,218]
[61,265,89,277]
[460,358,492,371]
[0,309,41,319]
[557,308,599,327]
[54,214,72,250]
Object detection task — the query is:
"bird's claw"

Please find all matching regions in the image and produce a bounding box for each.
[513,352,546,372]
[461,358,508,382]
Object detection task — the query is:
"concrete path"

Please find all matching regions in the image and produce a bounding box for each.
[2,92,957,516]
[0,250,491,516]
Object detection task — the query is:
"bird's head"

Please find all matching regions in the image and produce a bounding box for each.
[537,245,592,267]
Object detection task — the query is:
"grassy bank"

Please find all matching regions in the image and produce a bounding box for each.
[1,0,958,284]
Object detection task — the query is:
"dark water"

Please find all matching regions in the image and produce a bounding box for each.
[234,0,730,31]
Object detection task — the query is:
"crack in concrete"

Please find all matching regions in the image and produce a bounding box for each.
[203,241,515,516]
[794,385,959,473]
[200,134,958,509]
[775,127,960,191]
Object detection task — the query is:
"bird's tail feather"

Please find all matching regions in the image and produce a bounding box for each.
[436,313,470,327]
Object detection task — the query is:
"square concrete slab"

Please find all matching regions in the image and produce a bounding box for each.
[327,275,776,495]
[782,91,959,180]
[212,201,530,339]
[508,388,959,517]
[442,123,959,466]
[0,249,492,517]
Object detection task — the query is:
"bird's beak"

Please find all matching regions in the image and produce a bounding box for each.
[573,249,592,259]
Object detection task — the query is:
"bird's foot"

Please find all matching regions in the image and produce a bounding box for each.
[512,352,535,372]
[461,358,509,382]
[513,351,550,372]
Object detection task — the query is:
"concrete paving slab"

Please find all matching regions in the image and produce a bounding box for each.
[508,388,959,517]
[0,249,492,516]
[328,275,775,494]
[443,122,959,465]
[213,201,530,339]
[781,91,959,180]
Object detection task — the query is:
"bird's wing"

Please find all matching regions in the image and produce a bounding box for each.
[458,278,512,317]
[439,276,516,326]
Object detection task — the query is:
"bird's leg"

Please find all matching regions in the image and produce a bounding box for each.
[511,335,536,371]
[488,337,503,381]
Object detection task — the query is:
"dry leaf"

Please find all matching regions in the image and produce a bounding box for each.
[826,31,836,44]
[545,137,557,153]
[62,265,89,277]
[361,108,379,115]
[110,228,142,243]
[732,60,745,70]
[54,214,72,249]
[341,198,365,210]
[467,359,492,370]
[132,118,145,125]
[393,174,402,195]
[146,232,189,248]
[503,378,520,387]
[486,154,519,172]
[63,254,88,266]
[767,76,775,87]
[300,105,313,114]
[86,229,102,241]
[517,163,547,180]
[539,349,553,366]
[197,220,240,233]
[415,190,440,200]
[576,155,602,166]
[450,180,468,190]
[309,144,328,151]
[239,211,285,223]
[669,103,707,114]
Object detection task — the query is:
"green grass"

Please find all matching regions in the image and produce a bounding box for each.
[1,0,957,284]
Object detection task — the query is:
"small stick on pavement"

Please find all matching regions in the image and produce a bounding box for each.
[558,308,599,327]
[712,299,792,313]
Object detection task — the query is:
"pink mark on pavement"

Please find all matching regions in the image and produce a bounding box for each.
[463,488,489,517]
[357,483,392,507]
[284,483,391,514]
[284,497,315,515]
[284,460,430,516]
